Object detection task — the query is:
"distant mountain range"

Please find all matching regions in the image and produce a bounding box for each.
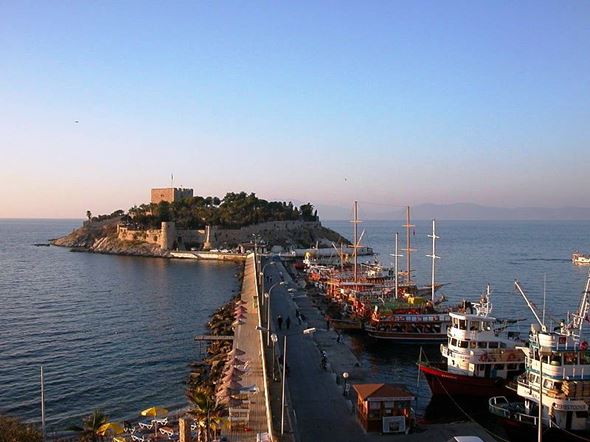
[316,203,590,221]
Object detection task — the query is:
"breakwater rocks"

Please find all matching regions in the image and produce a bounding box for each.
[51,217,169,257]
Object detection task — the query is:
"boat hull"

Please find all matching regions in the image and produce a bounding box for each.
[419,363,515,397]
[367,330,446,342]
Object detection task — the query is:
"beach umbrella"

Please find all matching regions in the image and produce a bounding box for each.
[140,406,168,437]
[113,437,130,442]
[220,379,243,391]
[97,422,124,436]
[227,348,245,357]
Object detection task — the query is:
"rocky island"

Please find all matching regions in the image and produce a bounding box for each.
[52,189,349,258]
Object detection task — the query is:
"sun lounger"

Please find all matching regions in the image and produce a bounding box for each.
[131,434,148,442]
[152,416,168,426]
[138,420,153,430]
[159,426,174,437]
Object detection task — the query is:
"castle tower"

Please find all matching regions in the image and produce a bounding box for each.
[160,221,176,250]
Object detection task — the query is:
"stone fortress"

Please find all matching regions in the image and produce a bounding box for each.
[151,187,194,204]
[117,187,327,252]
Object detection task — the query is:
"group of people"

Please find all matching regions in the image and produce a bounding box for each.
[276,308,305,330]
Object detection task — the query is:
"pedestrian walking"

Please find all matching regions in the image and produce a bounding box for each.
[277,314,283,330]
[286,316,291,329]
[295,309,302,324]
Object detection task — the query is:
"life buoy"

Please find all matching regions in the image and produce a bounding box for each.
[581,341,588,351]
[479,353,489,362]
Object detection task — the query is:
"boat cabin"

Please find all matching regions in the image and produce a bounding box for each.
[352,383,415,434]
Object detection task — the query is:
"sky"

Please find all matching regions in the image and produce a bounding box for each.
[1,1,589,219]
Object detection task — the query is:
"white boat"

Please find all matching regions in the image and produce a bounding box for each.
[572,251,590,265]
[419,286,526,397]
[489,272,590,441]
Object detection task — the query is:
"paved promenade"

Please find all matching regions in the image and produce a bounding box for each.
[227,254,270,441]
[260,257,499,442]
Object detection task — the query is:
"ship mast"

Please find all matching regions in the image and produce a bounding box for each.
[351,201,360,282]
[514,280,546,331]
[391,232,403,297]
[402,206,415,284]
[426,219,439,303]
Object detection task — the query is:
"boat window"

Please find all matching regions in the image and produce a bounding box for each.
[576,411,589,418]
[580,352,590,365]
[451,338,457,347]
[494,364,504,370]
[550,353,562,366]
[564,353,577,365]
[482,321,492,331]
[459,319,467,330]
[499,342,507,349]
[470,321,479,331]
[460,340,469,349]
[452,318,459,328]
[478,342,487,349]
[469,341,477,349]
[489,342,499,349]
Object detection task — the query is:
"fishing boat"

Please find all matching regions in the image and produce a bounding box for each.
[489,273,590,441]
[364,216,452,342]
[572,251,590,266]
[418,286,526,397]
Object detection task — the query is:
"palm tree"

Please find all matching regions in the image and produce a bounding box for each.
[69,409,108,442]
[186,386,223,442]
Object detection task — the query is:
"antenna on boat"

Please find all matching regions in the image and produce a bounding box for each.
[351,201,361,282]
[569,270,590,339]
[402,206,415,284]
[514,280,546,331]
[426,219,439,303]
[391,232,403,297]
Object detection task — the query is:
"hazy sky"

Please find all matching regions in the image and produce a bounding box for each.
[1,1,589,218]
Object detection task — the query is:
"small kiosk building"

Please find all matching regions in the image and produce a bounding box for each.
[353,383,415,434]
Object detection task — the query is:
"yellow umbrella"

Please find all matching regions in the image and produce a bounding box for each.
[97,422,124,436]
[113,437,129,442]
[140,406,168,418]
[140,406,169,437]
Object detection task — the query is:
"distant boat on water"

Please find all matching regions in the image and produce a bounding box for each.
[572,251,590,265]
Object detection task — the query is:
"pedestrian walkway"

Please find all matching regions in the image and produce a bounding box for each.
[261,259,368,442]
[228,254,270,441]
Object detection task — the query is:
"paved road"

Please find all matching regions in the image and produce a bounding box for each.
[262,258,369,442]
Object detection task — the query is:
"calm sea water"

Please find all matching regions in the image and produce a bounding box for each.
[2,219,590,431]
[0,219,240,432]
[324,219,590,418]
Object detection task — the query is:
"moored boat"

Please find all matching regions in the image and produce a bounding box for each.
[418,286,526,396]
[573,251,590,266]
[489,273,590,441]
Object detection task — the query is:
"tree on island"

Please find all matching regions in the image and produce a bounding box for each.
[69,409,108,442]
[126,191,319,230]
[0,414,43,442]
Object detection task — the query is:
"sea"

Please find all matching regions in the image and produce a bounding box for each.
[1,218,590,433]
[0,219,241,433]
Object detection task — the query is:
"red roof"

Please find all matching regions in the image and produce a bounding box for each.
[353,383,414,401]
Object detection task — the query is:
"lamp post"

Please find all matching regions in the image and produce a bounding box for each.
[260,261,276,294]
[265,281,285,346]
[271,333,278,381]
[342,372,349,397]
